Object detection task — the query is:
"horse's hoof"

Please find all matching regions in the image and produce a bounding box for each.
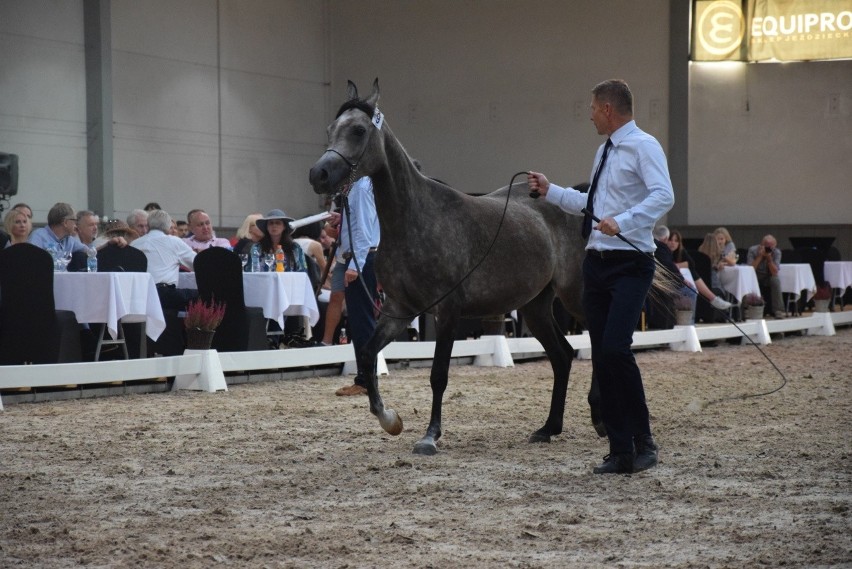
[412,440,438,456]
[528,430,552,443]
[379,409,403,436]
[592,420,607,438]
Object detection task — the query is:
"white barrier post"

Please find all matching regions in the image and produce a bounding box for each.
[172,349,228,392]
[342,350,388,376]
[807,311,836,336]
[473,335,514,368]
[576,331,592,360]
[669,325,702,352]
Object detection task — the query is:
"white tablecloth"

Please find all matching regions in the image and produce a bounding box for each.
[778,263,817,301]
[718,265,761,302]
[53,272,166,340]
[178,272,320,329]
[824,261,852,291]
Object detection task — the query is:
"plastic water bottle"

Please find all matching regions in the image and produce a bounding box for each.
[250,247,260,273]
[86,247,98,272]
[338,327,348,345]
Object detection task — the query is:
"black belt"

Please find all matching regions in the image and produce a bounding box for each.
[342,248,378,261]
[586,249,647,260]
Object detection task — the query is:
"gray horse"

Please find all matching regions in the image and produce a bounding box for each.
[309,79,591,455]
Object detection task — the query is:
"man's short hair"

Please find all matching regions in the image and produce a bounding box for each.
[592,79,633,116]
[76,210,97,223]
[47,202,75,227]
[147,209,173,233]
[127,209,148,225]
[653,225,670,241]
[186,209,205,224]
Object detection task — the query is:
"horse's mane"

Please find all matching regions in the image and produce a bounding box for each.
[335,98,375,120]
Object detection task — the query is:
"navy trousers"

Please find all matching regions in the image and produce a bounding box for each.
[583,252,655,455]
[344,252,378,386]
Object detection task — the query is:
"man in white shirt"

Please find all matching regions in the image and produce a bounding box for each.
[131,209,197,310]
[528,79,674,475]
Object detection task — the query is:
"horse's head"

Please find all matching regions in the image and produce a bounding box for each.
[309,79,386,195]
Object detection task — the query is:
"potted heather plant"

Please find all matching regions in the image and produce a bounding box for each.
[813,283,831,313]
[742,293,765,320]
[184,297,226,350]
[673,292,695,326]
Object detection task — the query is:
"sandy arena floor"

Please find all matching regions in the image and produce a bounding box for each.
[1,328,850,568]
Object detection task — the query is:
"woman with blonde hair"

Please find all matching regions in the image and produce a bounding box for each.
[714,227,737,266]
[3,207,33,247]
[232,213,263,257]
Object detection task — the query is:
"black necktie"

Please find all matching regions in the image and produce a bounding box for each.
[581,138,613,239]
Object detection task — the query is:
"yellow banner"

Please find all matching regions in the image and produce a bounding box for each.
[693,0,852,61]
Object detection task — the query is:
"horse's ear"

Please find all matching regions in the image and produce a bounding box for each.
[365,78,380,106]
[346,80,358,101]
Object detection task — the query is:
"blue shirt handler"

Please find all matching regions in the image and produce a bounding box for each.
[528,79,674,475]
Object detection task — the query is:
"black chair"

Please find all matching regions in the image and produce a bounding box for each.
[0,244,82,365]
[194,247,267,352]
[97,243,148,272]
[736,248,748,265]
[93,244,149,360]
[781,248,802,264]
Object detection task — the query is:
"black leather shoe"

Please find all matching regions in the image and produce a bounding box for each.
[593,453,634,474]
[633,434,658,472]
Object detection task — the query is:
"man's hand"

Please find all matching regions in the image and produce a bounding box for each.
[527,171,550,198]
[344,268,359,286]
[595,216,621,236]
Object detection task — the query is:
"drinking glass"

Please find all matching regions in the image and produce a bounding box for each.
[263,253,274,272]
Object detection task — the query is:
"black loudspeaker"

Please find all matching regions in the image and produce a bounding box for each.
[0,153,19,196]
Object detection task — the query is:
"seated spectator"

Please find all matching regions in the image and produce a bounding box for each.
[28,202,90,257]
[668,228,732,311]
[714,227,737,266]
[292,220,328,283]
[175,219,189,238]
[648,226,686,328]
[3,207,33,247]
[747,234,785,319]
[143,202,162,212]
[127,209,149,236]
[75,210,100,247]
[184,209,232,251]
[91,220,139,250]
[232,213,263,256]
[11,202,33,219]
[698,232,727,294]
[131,209,198,310]
[252,209,307,272]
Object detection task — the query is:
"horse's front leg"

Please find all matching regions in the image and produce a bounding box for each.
[413,313,457,455]
[359,311,410,436]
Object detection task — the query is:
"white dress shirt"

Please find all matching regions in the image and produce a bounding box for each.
[545,120,674,253]
[131,229,196,285]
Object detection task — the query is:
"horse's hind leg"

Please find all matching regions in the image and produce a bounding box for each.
[519,289,574,443]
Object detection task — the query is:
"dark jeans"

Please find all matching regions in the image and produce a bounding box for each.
[344,252,377,387]
[583,252,655,455]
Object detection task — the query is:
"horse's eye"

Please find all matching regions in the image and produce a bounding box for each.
[352,125,367,137]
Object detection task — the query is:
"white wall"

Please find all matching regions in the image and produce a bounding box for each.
[0,0,88,221]
[111,0,329,227]
[689,60,851,225]
[327,0,672,194]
